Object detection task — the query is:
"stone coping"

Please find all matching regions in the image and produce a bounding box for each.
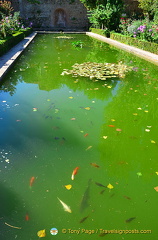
[0,32,37,81]
[86,32,158,66]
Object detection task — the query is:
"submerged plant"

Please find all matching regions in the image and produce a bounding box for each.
[71,40,83,48]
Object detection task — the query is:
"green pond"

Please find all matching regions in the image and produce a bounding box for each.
[0,33,158,240]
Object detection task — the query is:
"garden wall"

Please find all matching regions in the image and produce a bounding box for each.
[10,0,89,31]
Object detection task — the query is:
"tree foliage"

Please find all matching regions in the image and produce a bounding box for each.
[84,0,124,31]
[138,0,158,19]
[0,0,13,20]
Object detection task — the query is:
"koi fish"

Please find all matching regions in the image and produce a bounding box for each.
[25,213,29,221]
[125,217,136,223]
[90,163,100,168]
[29,176,35,187]
[79,215,89,223]
[71,167,79,180]
[84,133,89,137]
[57,197,72,213]
[123,195,131,200]
[108,125,115,127]
[95,182,107,188]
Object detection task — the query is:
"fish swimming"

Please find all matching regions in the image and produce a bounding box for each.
[125,217,136,223]
[79,215,89,223]
[90,163,100,168]
[57,197,72,213]
[29,176,35,187]
[71,167,79,180]
[95,182,107,188]
[80,179,92,212]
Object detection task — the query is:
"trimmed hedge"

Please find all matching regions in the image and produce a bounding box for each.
[0,28,33,56]
[90,28,158,55]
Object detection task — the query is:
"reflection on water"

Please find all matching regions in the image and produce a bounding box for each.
[0,34,158,240]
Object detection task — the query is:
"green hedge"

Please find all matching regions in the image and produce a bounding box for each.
[90,28,158,55]
[0,28,33,56]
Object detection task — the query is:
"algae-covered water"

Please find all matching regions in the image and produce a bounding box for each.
[0,34,158,240]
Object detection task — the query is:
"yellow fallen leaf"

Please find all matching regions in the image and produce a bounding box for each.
[155,172,158,175]
[84,107,90,110]
[133,113,138,116]
[111,119,115,122]
[69,97,73,99]
[103,136,108,139]
[151,140,156,144]
[144,110,148,113]
[37,229,46,238]
[107,86,112,88]
[86,146,92,151]
[154,186,158,192]
[107,183,114,189]
[64,184,72,190]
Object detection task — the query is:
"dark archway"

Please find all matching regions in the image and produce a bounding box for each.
[54,8,67,28]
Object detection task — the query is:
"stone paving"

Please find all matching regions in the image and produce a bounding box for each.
[0,32,37,81]
[86,32,158,66]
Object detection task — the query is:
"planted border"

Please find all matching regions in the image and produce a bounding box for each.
[90,28,158,55]
[0,28,33,56]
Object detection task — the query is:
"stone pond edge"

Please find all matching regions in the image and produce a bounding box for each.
[86,32,158,66]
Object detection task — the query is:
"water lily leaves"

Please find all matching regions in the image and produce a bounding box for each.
[61,62,132,81]
[37,229,46,238]
[107,183,114,189]
[64,184,72,190]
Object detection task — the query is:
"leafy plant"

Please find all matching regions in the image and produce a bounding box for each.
[71,40,83,48]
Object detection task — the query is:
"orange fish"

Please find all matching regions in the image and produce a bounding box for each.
[71,167,79,180]
[29,176,35,187]
[25,213,29,221]
[84,133,89,137]
[90,163,100,168]
[108,125,115,127]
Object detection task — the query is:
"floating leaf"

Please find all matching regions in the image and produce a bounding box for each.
[137,172,142,177]
[145,129,150,132]
[37,229,46,238]
[86,146,92,151]
[155,172,158,175]
[103,136,108,139]
[151,140,156,144]
[84,107,90,110]
[133,113,138,116]
[111,119,115,122]
[144,110,148,113]
[64,184,72,190]
[107,183,114,189]
[69,97,73,99]
[154,186,158,192]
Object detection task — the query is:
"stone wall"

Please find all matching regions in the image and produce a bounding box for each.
[10,0,89,30]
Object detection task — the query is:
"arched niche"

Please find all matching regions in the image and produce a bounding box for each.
[54,8,67,28]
